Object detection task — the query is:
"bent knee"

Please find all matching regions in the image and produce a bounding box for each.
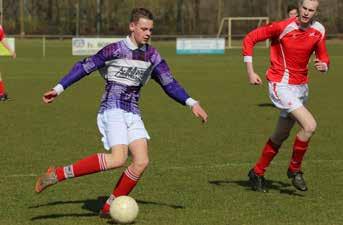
[303,122,317,134]
[135,158,149,169]
[131,158,149,173]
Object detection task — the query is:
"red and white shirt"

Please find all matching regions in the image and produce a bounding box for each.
[0,25,5,41]
[243,17,330,84]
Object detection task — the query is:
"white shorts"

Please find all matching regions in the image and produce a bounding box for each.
[97,109,150,150]
[268,82,309,118]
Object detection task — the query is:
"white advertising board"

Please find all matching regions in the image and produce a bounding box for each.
[176,38,225,55]
[72,38,124,55]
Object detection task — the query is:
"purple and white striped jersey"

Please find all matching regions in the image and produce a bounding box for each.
[55,36,190,115]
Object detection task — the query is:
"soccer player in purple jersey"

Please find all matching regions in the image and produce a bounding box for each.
[34,8,208,217]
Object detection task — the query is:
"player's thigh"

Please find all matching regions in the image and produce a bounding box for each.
[97,109,129,150]
[290,106,317,132]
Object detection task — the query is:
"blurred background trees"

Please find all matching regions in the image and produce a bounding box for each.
[2,0,343,36]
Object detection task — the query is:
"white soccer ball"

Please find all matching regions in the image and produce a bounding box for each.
[110,196,139,224]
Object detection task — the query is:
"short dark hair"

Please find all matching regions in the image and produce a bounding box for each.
[130,8,154,23]
[287,4,298,13]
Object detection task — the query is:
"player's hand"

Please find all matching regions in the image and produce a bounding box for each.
[248,72,263,85]
[314,59,327,72]
[42,90,58,104]
[191,103,208,123]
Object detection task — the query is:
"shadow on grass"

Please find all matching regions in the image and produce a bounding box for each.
[30,196,184,221]
[209,179,304,197]
[257,103,276,108]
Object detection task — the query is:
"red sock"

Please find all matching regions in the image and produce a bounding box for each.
[113,168,140,196]
[254,139,280,176]
[0,80,5,95]
[102,168,140,213]
[289,136,309,172]
[55,153,107,181]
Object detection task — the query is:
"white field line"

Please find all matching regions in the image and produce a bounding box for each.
[1,159,342,178]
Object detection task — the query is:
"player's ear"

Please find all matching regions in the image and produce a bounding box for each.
[129,22,135,32]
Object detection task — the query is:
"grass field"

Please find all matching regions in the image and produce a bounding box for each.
[1,39,343,225]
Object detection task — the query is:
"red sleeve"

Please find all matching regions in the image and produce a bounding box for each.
[315,35,330,68]
[0,26,5,41]
[242,21,282,57]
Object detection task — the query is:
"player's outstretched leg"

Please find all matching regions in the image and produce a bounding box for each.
[35,153,111,193]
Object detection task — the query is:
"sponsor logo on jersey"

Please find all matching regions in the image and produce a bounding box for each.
[114,66,146,83]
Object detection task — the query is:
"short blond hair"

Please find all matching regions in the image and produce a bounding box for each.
[299,0,319,5]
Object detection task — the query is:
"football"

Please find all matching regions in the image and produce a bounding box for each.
[110,196,139,224]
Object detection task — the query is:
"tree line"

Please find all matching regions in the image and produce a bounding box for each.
[2,0,343,36]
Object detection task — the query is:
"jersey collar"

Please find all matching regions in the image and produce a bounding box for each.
[124,36,147,52]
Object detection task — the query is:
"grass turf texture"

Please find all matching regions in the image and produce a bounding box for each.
[0,39,342,225]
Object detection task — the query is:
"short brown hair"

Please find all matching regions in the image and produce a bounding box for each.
[130,8,154,23]
[287,4,298,13]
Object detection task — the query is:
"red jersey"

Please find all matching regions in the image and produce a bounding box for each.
[242,17,330,84]
[0,25,5,41]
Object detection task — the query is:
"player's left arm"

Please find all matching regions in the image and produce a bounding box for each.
[151,59,208,123]
[314,35,330,73]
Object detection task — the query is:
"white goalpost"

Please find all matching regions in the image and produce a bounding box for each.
[217,17,269,49]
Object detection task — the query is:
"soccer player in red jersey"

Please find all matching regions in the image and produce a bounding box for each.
[242,0,329,192]
[0,25,16,101]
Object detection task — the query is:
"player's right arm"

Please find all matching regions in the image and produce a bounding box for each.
[43,43,119,104]
[242,21,282,85]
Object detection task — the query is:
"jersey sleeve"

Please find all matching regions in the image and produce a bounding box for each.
[315,34,330,71]
[58,43,120,90]
[242,21,282,62]
[0,26,5,41]
[150,48,190,105]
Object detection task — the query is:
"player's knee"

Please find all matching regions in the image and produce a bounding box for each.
[132,158,149,172]
[303,121,317,135]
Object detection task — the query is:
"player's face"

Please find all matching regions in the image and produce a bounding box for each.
[288,9,298,18]
[299,0,318,24]
[129,18,154,46]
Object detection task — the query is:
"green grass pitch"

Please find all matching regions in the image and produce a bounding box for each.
[0,39,342,225]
